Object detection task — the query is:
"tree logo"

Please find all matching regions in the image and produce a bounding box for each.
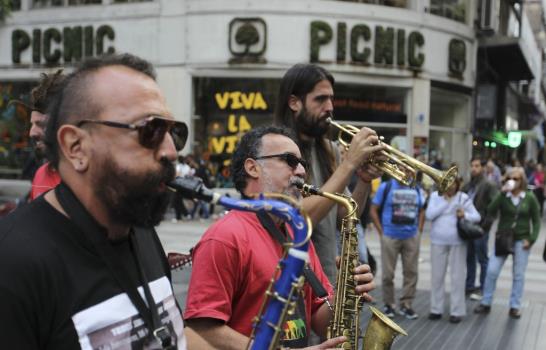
[229,18,267,63]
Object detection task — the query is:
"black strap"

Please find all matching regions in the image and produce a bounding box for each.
[55,183,173,349]
[256,211,329,299]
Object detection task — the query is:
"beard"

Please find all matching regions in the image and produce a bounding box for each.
[94,157,175,228]
[31,138,46,160]
[295,106,331,138]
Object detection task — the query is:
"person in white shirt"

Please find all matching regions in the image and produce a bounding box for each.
[425,178,480,323]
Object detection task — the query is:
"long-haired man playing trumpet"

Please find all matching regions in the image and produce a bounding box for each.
[274,63,384,284]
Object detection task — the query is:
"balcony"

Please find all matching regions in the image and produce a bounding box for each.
[478,1,540,82]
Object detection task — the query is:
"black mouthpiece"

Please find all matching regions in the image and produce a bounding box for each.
[168,176,215,202]
[290,178,322,195]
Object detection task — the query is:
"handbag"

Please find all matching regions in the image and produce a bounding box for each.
[457,218,484,240]
[495,228,515,256]
[456,193,484,240]
[494,198,521,257]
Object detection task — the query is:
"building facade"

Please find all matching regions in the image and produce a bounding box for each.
[0,0,478,181]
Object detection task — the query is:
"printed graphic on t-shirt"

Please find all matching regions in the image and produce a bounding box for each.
[391,189,418,225]
[282,319,306,341]
[279,294,308,348]
[72,277,186,350]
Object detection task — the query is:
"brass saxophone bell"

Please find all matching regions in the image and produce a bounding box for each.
[361,306,407,350]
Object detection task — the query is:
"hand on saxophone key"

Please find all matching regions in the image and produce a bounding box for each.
[354,263,375,302]
[335,257,376,302]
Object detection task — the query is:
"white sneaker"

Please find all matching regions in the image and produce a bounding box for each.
[470,293,483,301]
[171,218,178,223]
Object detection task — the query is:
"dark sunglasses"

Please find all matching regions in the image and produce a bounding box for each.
[77,116,188,151]
[255,153,308,170]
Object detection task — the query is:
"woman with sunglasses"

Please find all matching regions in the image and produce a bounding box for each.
[474,167,541,318]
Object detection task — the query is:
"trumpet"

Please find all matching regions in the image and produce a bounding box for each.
[327,117,458,193]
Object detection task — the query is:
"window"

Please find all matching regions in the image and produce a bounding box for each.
[33,0,101,7]
[113,0,153,3]
[32,0,64,7]
[337,0,408,8]
[429,0,467,24]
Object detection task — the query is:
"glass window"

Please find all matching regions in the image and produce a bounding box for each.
[113,0,153,3]
[33,0,102,7]
[32,0,64,7]
[193,77,279,186]
[68,0,101,4]
[9,0,21,10]
[429,0,467,23]
[0,81,35,179]
[337,0,408,9]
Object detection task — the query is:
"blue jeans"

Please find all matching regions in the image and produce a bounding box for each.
[465,232,489,291]
[481,240,531,309]
[191,200,210,219]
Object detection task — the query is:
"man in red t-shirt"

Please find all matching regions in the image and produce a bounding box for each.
[27,71,64,200]
[184,126,375,349]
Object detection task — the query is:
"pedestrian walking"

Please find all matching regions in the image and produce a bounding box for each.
[461,157,499,300]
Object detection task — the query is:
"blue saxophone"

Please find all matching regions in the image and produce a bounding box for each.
[168,176,312,350]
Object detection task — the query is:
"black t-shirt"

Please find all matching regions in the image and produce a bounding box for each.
[0,197,186,349]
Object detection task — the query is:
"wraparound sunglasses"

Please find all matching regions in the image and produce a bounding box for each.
[77,116,188,151]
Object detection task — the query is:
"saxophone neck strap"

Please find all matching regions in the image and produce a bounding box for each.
[54,183,173,349]
[256,211,329,299]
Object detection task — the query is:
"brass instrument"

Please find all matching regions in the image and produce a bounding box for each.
[327,117,458,193]
[295,180,407,349]
[168,176,312,350]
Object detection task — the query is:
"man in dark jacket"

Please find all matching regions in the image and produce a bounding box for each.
[462,157,499,298]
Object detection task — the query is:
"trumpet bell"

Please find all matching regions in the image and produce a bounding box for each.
[435,165,458,194]
[362,306,407,350]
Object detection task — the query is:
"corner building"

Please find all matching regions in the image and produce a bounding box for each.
[0,0,476,179]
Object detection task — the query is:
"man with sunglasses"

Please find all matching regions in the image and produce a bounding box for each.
[274,64,384,284]
[185,125,375,349]
[0,54,209,349]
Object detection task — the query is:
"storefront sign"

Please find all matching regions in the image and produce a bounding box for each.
[197,78,275,159]
[333,83,407,124]
[11,25,115,64]
[310,21,425,70]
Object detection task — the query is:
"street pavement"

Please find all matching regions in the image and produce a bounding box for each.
[158,211,546,309]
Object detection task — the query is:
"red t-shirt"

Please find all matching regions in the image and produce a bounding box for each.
[184,210,333,337]
[30,163,61,201]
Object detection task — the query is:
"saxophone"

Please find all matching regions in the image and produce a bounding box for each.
[168,176,312,350]
[294,180,407,350]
